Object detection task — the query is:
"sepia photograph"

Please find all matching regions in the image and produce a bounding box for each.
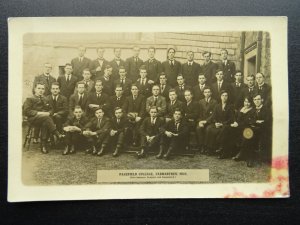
[8,17,289,201]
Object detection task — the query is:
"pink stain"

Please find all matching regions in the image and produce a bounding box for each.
[272,156,288,170]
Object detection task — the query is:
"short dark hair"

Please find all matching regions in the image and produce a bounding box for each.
[221,49,228,54]
[115,85,123,90]
[173,108,182,115]
[34,82,45,88]
[82,68,91,73]
[203,86,212,92]
[149,106,158,112]
[167,48,176,54]
[119,66,126,71]
[184,89,193,95]
[95,107,104,113]
[74,105,83,111]
[51,82,60,88]
[105,64,112,70]
[77,81,85,87]
[235,70,243,75]
[202,51,211,57]
[139,65,147,71]
[256,72,265,78]
[215,68,223,74]
[169,88,176,93]
[148,46,156,52]
[159,72,167,78]
[65,63,72,67]
[114,107,123,113]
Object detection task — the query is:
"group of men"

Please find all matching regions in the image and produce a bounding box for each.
[23,46,272,165]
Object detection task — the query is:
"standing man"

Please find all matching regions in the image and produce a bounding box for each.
[90,47,109,79]
[255,72,272,107]
[158,72,171,101]
[99,65,114,96]
[57,63,78,100]
[136,65,153,98]
[110,48,126,80]
[146,85,167,117]
[69,81,88,115]
[33,62,56,96]
[143,47,162,83]
[161,48,182,87]
[174,74,191,102]
[181,51,201,87]
[241,74,257,99]
[113,66,132,96]
[211,69,232,102]
[231,70,246,110]
[201,51,217,85]
[71,46,91,80]
[192,74,208,101]
[74,68,94,93]
[217,49,236,83]
[125,46,144,82]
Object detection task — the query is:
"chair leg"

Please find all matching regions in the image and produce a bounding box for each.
[23,126,33,151]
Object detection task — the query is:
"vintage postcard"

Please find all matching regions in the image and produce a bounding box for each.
[8,17,288,201]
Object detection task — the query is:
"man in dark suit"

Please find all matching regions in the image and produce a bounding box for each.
[201,51,217,85]
[86,80,110,118]
[196,87,217,153]
[23,83,64,153]
[109,85,126,116]
[74,68,95,94]
[110,48,126,80]
[231,70,247,110]
[83,107,111,156]
[125,46,144,82]
[182,51,201,87]
[241,74,258,100]
[33,62,56,96]
[211,69,232,102]
[57,63,78,100]
[63,106,89,155]
[158,73,171,101]
[161,48,182,87]
[146,85,167,117]
[99,65,114,96]
[165,89,184,122]
[217,49,236,83]
[69,81,88,115]
[255,72,272,107]
[143,47,162,83]
[123,84,146,146]
[46,82,68,133]
[160,109,189,160]
[90,47,109,79]
[105,107,130,157]
[192,74,208,101]
[71,46,92,80]
[174,74,191,102]
[113,66,132,96]
[137,106,165,158]
[136,65,153,98]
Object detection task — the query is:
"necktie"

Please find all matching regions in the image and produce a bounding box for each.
[161,85,164,92]
[121,79,124,85]
[117,119,120,124]
[170,60,174,67]
[97,94,100,99]
[85,81,88,89]
[46,76,49,86]
[117,97,120,101]
[153,97,157,106]
[175,122,179,131]
[78,95,83,105]
[218,82,221,92]
[171,101,174,106]
[53,96,57,111]
[151,118,155,125]
[97,118,101,128]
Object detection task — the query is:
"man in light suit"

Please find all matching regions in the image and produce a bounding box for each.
[181,51,201,87]
[193,74,209,101]
[71,46,92,80]
[90,47,109,79]
[125,46,144,82]
[110,48,126,80]
[57,63,78,100]
[161,48,182,87]
[217,49,236,83]
[69,81,88,115]
[146,85,167,117]
[33,62,57,96]
[143,47,162,83]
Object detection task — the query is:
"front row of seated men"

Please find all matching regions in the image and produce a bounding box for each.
[24,79,271,167]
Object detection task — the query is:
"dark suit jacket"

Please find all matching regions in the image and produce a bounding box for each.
[74,80,95,94]
[161,60,182,87]
[57,75,78,99]
[254,105,272,126]
[192,84,208,101]
[198,98,217,122]
[182,62,201,87]
[110,116,130,133]
[159,84,171,101]
[183,100,200,121]
[166,100,184,118]
[109,95,127,112]
[99,76,114,96]
[174,85,192,102]
[146,95,167,117]
[90,58,109,79]
[113,78,132,96]
[256,83,272,104]
[123,94,146,118]
[69,92,88,114]
[161,119,189,137]
[136,78,152,97]
[71,57,92,79]
[143,58,162,82]
[125,57,144,82]
[46,94,68,117]
[23,95,52,122]
[110,58,126,80]
[33,74,56,96]
[241,86,258,100]
[231,82,247,110]
[63,115,89,129]
[217,60,236,83]
[86,92,110,117]
[210,103,235,125]
[211,80,233,102]
[84,116,111,135]
[140,117,165,137]
[201,61,217,85]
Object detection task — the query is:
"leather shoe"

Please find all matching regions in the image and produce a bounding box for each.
[92,146,98,155]
[113,147,120,157]
[163,147,172,160]
[41,146,48,154]
[69,145,75,154]
[156,146,164,159]
[33,138,39,144]
[62,146,69,155]
[137,149,145,158]
[97,147,105,156]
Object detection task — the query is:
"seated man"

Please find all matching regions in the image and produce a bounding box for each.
[137,106,165,158]
[63,106,89,155]
[160,109,189,160]
[99,65,114,96]
[146,85,167,117]
[69,81,88,116]
[136,65,153,97]
[165,89,184,122]
[106,107,130,157]
[174,74,191,102]
[108,85,126,116]
[113,66,132,96]
[46,82,68,133]
[74,68,95,93]
[192,74,208,101]
[83,107,111,156]
[158,72,171,101]
[23,82,64,154]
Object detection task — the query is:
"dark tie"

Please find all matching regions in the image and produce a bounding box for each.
[46,76,50,86]
[151,118,155,125]
[218,82,221,92]
[66,75,70,83]
[117,119,120,124]
[78,95,83,105]
[170,60,174,67]
[97,119,101,128]
[53,97,57,111]
[117,97,120,101]
[85,81,88,89]
[153,97,157,106]
[175,122,179,131]
[97,94,100,99]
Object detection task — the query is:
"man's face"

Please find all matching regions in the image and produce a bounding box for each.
[51,85,60,96]
[82,71,91,80]
[114,49,121,58]
[140,69,147,79]
[115,87,123,97]
[133,47,140,57]
[119,69,126,79]
[256,73,264,85]
[221,92,228,103]
[203,53,211,62]
[169,91,177,101]
[115,109,123,119]
[97,49,105,58]
[221,50,228,60]
[253,95,263,107]
[95,109,104,119]
[65,65,73,75]
[95,82,103,92]
[74,108,83,119]
[131,86,139,96]
[149,109,157,118]
[203,89,212,98]
[177,76,184,85]
[77,84,85,94]
[152,86,160,96]
[247,77,255,87]
[168,49,175,60]
[216,71,224,81]
[78,47,86,57]
[104,68,113,77]
[198,75,206,85]
[148,48,155,58]
[35,84,45,96]
[187,52,194,61]
[184,91,192,102]
[173,111,182,121]
[44,64,52,74]
[235,72,243,83]
[159,76,167,85]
